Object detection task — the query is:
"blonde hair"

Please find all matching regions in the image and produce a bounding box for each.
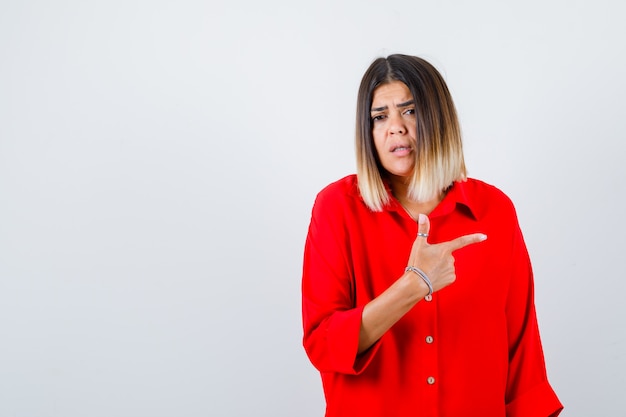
[355,54,467,211]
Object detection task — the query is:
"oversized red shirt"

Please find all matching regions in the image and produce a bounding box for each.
[302,175,563,417]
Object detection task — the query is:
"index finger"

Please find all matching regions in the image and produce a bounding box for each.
[445,233,487,253]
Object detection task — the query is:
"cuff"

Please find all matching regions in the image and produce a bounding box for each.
[506,380,563,417]
[327,306,381,375]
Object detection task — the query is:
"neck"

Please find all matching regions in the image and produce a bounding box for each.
[388,175,443,219]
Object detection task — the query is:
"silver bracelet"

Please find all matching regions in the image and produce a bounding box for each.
[405,266,433,297]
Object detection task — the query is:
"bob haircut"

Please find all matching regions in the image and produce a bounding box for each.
[355,54,467,212]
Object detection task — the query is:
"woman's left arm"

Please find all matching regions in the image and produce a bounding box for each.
[504,221,563,417]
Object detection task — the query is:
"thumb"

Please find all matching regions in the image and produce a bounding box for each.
[417,213,430,239]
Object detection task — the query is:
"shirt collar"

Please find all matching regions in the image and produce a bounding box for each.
[430,180,479,221]
[377,179,480,221]
[351,176,480,221]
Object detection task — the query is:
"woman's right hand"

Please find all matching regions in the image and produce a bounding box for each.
[406,213,487,294]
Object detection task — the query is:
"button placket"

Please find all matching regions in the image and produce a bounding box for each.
[425,331,435,385]
[416,286,439,416]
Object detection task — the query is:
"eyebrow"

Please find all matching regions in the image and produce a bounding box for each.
[371,100,415,113]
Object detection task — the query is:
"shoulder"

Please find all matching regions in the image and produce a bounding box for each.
[314,174,360,207]
[461,178,512,201]
[309,174,367,225]
[458,178,518,219]
[456,179,527,249]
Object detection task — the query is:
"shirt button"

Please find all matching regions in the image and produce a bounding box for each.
[427,377,436,385]
[425,295,433,302]
[425,336,434,344]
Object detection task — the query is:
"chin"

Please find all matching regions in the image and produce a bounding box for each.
[386,170,414,180]
[390,166,414,177]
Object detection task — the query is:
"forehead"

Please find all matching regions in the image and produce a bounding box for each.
[371,81,412,107]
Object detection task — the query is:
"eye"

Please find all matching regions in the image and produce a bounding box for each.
[371,114,386,123]
[403,108,416,116]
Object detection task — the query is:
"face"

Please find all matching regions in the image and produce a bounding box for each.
[370,81,417,180]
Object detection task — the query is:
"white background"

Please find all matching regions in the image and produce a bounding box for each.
[1,1,625,416]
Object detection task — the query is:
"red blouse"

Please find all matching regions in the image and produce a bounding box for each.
[302,175,562,417]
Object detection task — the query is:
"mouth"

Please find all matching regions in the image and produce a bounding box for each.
[390,145,412,153]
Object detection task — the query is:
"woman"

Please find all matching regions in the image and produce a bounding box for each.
[302,54,563,417]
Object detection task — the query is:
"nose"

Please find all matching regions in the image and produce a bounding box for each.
[388,113,406,135]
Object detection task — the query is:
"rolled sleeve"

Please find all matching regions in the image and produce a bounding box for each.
[304,304,381,374]
[506,380,563,417]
